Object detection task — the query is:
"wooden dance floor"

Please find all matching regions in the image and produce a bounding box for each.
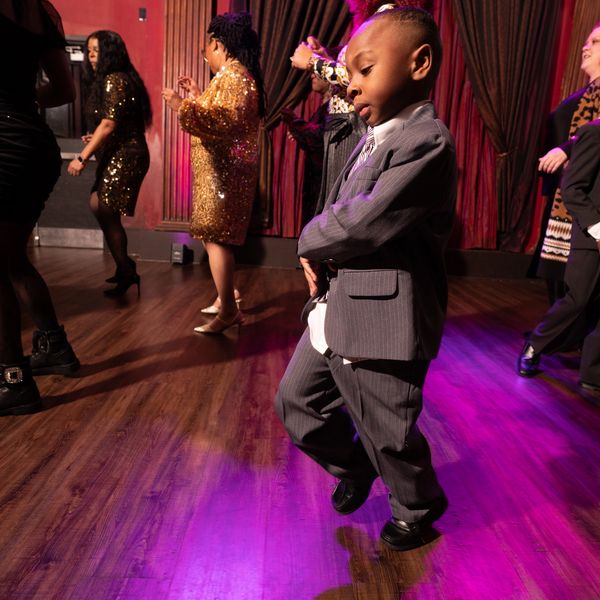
[1,247,599,600]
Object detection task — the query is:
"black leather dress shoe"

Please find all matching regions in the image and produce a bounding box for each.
[331,477,376,514]
[580,380,600,393]
[380,495,448,551]
[517,343,541,377]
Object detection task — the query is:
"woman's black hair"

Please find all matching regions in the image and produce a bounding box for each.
[83,30,152,129]
[208,12,266,118]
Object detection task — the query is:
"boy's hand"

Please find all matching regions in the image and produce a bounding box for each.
[299,256,320,296]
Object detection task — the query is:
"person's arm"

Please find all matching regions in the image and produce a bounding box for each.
[282,108,324,153]
[289,120,325,152]
[558,137,576,159]
[68,73,127,175]
[67,118,116,176]
[177,70,257,142]
[290,42,349,88]
[538,146,569,174]
[37,47,75,108]
[561,124,600,246]
[298,125,456,263]
[312,58,349,88]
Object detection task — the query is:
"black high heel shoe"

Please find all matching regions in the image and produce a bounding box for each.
[106,258,137,284]
[104,272,141,297]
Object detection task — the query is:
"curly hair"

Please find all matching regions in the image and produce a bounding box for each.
[83,30,152,129]
[208,12,266,118]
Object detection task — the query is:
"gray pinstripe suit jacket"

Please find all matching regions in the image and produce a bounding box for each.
[298,102,457,362]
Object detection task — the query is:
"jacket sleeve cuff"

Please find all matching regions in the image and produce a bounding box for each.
[587,221,600,241]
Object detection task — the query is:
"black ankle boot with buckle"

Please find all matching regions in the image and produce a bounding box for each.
[0,362,42,416]
[30,325,80,376]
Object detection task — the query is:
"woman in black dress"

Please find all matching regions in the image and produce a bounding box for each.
[68,31,152,297]
[0,0,79,416]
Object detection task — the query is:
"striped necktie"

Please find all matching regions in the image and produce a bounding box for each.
[348,127,375,177]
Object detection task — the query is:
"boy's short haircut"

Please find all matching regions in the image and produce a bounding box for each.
[368,7,443,88]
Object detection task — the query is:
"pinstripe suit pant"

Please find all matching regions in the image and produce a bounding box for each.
[275,328,445,522]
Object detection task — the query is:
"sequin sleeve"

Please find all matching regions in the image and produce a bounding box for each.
[178,67,258,143]
[102,72,130,122]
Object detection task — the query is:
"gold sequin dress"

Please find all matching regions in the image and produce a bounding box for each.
[178,61,259,245]
[91,72,150,216]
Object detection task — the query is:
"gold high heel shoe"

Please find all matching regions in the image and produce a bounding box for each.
[200,290,242,314]
[193,310,245,334]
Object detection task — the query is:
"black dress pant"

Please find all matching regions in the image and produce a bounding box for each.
[530,248,600,385]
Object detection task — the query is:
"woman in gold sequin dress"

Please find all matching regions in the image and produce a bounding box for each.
[163,12,265,334]
[67,31,151,297]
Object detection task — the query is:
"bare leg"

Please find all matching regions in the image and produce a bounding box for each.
[90,192,133,273]
[204,241,237,318]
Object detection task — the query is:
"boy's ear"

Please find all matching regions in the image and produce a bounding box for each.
[410,44,433,82]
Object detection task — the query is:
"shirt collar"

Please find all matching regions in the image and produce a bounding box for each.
[371,100,430,147]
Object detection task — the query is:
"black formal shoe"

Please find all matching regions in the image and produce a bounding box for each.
[380,495,448,551]
[580,380,600,393]
[332,477,376,515]
[517,343,541,377]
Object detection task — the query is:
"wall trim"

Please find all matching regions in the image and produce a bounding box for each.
[123,228,535,277]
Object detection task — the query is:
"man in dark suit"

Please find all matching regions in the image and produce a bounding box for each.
[519,120,600,390]
[275,8,457,551]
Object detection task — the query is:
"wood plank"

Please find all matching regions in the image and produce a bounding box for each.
[0,248,598,599]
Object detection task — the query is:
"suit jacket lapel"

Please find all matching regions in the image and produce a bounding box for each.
[323,102,437,211]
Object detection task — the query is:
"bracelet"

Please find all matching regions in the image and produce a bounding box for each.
[77,155,87,165]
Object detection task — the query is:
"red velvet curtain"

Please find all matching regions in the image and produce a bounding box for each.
[263,0,500,248]
[523,0,577,253]
[249,0,351,232]
[451,0,563,251]
[259,0,501,248]
[432,0,497,249]
[257,0,570,253]
[262,91,323,237]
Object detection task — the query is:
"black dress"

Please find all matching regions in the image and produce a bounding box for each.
[0,0,66,223]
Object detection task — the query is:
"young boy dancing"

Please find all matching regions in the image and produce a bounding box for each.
[275,7,457,551]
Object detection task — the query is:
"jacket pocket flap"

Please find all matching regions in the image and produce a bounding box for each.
[342,269,399,298]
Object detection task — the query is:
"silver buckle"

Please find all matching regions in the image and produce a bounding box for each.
[38,333,50,354]
[4,366,24,384]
